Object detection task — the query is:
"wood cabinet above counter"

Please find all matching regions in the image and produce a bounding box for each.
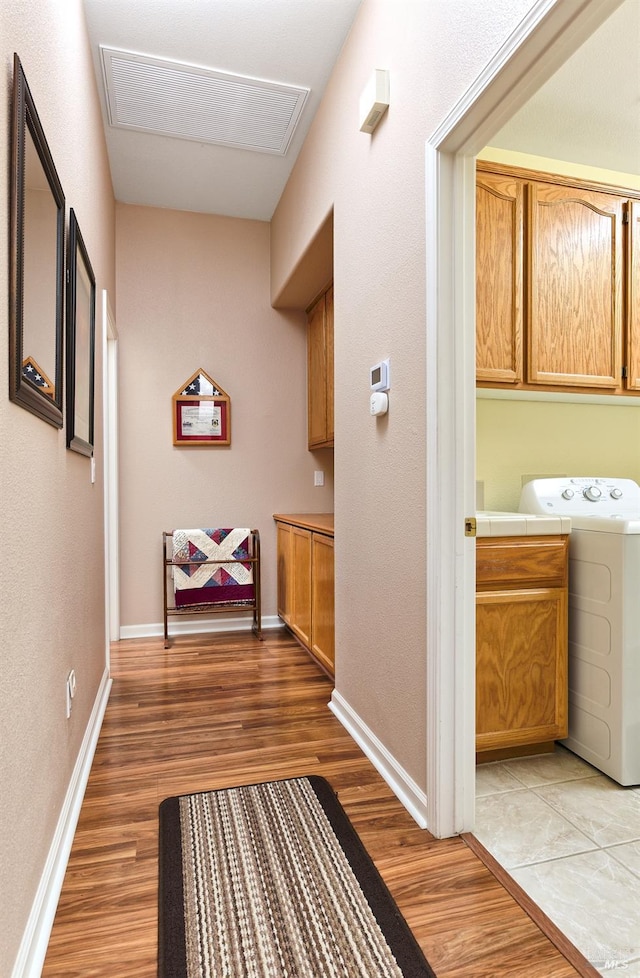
[274,514,334,677]
[476,161,640,396]
[307,285,334,449]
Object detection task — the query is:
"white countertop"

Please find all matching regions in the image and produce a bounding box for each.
[476,511,572,538]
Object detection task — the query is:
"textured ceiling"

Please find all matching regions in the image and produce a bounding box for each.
[491,0,640,176]
[82,0,362,220]
[82,1,639,223]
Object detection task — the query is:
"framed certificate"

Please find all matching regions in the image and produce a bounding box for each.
[172,369,231,446]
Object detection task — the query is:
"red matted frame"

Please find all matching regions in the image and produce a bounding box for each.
[172,395,230,446]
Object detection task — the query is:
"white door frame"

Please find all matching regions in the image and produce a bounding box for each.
[102,290,120,665]
[425,0,624,838]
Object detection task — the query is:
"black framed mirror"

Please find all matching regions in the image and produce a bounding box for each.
[66,210,96,457]
[9,53,65,427]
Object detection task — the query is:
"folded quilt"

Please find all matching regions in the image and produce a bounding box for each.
[172,529,253,605]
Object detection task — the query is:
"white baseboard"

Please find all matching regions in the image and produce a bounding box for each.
[120,613,282,640]
[11,668,112,978]
[329,689,429,830]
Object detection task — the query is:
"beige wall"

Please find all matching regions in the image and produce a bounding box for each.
[480,145,640,191]
[115,203,334,629]
[0,1,115,972]
[478,396,640,512]
[271,0,537,789]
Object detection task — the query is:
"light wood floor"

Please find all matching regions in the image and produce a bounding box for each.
[43,629,598,977]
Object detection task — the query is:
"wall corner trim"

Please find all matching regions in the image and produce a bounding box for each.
[328,690,428,830]
[11,669,113,978]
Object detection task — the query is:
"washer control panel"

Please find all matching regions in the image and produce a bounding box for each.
[520,477,640,517]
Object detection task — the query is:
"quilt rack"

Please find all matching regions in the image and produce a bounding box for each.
[162,528,262,648]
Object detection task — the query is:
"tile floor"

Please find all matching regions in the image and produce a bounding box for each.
[475,746,640,976]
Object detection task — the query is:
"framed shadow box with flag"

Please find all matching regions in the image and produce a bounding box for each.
[172,368,231,446]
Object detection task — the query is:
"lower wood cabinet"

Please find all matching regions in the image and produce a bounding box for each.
[476,535,569,760]
[275,514,334,677]
[292,528,312,648]
[310,533,334,676]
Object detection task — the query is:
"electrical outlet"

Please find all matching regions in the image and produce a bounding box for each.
[314,470,324,487]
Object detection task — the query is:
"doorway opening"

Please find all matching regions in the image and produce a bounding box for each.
[102,289,120,669]
[425,0,625,839]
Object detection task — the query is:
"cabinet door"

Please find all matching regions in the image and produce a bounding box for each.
[311,533,334,676]
[325,286,334,443]
[476,171,524,383]
[308,293,329,448]
[476,587,568,753]
[276,522,292,623]
[528,183,624,388]
[627,201,640,390]
[307,287,334,449]
[290,526,312,648]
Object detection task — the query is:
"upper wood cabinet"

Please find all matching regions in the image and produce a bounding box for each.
[528,182,624,389]
[628,200,640,391]
[307,284,334,449]
[476,171,524,383]
[476,163,637,395]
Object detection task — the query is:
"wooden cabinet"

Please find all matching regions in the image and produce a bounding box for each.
[276,522,312,648]
[311,532,335,675]
[476,171,524,383]
[307,285,334,449]
[274,514,334,677]
[476,162,638,395]
[628,200,640,390]
[528,182,624,389]
[476,535,568,760]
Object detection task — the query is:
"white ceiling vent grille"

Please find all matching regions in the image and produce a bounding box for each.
[100,47,310,155]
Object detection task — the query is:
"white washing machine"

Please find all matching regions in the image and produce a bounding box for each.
[519,476,640,786]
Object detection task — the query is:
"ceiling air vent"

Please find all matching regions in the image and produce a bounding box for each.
[100,46,310,156]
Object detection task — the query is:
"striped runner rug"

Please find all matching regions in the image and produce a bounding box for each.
[158,775,436,977]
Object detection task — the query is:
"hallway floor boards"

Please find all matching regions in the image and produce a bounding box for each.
[43,630,596,977]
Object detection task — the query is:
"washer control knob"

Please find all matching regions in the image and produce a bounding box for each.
[561,489,575,499]
[610,488,623,499]
[584,485,602,502]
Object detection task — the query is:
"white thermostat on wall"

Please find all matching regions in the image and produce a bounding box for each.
[370,358,390,392]
[370,391,388,416]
